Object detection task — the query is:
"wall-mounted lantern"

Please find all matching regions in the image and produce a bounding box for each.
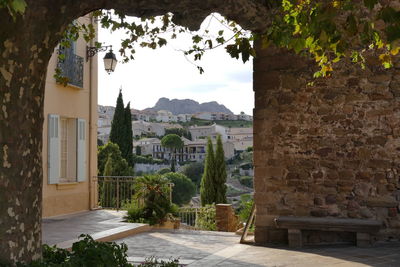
[86,45,117,74]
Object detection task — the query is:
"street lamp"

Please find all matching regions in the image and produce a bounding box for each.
[86,45,118,74]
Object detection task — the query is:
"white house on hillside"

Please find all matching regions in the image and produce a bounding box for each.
[189,123,228,141]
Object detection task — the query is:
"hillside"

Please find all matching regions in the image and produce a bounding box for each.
[145,97,234,115]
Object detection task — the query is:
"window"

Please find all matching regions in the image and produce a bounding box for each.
[48,114,86,184]
[57,38,84,88]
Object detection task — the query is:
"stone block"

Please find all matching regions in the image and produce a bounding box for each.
[356,233,372,247]
[288,229,302,248]
[366,196,398,208]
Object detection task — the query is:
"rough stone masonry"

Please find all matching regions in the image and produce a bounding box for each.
[253,42,400,245]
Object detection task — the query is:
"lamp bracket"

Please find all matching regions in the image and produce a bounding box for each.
[86,45,113,62]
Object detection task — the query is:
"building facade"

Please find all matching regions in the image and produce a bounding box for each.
[189,123,228,141]
[135,137,234,163]
[42,15,98,218]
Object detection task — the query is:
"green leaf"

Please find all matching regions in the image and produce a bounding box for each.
[192,35,202,43]
[10,0,26,14]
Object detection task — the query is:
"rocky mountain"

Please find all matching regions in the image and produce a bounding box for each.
[145,97,234,115]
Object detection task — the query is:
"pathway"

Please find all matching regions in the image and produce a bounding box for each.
[116,229,400,266]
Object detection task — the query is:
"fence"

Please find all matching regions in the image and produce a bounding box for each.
[97,176,136,210]
[177,207,200,230]
[96,176,174,211]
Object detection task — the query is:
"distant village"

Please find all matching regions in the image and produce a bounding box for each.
[98,105,253,168]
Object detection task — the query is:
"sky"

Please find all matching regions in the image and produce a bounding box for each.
[97,14,254,115]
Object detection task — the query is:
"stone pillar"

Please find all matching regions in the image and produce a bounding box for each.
[253,43,400,245]
[216,204,239,232]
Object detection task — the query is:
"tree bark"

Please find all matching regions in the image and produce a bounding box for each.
[0,0,269,264]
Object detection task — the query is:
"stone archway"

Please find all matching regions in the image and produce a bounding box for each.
[252,42,400,244]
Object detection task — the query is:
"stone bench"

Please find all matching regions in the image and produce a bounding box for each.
[274,216,381,248]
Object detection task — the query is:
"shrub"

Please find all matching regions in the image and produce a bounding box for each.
[98,142,134,176]
[126,203,148,224]
[17,235,180,267]
[27,234,132,267]
[126,175,176,225]
[195,204,216,231]
[237,194,254,223]
[137,257,180,267]
[163,172,196,206]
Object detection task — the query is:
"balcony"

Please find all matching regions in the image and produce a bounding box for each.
[57,48,84,88]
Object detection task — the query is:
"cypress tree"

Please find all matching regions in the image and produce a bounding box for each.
[124,102,134,166]
[109,90,134,166]
[109,90,126,156]
[200,138,216,206]
[214,135,227,204]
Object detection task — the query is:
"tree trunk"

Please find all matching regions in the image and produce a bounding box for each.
[0,0,269,264]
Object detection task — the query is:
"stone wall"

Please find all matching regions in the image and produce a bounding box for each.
[216,204,239,232]
[253,43,400,245]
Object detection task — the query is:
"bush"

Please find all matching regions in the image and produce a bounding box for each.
[137,257,179,267]
[98,142,134,176]
[126,175,177,225]
[26,234,132,267]
[239,176,253,188]
[163,172,196,206]
[14,235,180,267]
[126,203,148,224]
[195,204,216,231]
[237,194,254,223]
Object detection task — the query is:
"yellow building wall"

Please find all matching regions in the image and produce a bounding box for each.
[42,15,99,218]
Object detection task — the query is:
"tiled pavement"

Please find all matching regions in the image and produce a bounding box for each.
[42,209,146,246]
[42,211,400,266]
[116,229,400,267]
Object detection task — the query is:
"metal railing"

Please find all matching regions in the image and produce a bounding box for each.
[97,176,136,210]
[178,207,200,230]
[58,49,84,88]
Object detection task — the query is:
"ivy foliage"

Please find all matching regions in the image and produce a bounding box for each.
[0,0,26,19]
[92,2,400,77]
[4,1,400,76]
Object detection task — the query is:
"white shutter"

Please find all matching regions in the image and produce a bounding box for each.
[76,118,86,182]
[48,114,60,184]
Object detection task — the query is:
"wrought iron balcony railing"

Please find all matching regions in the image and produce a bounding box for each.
[57,49,84,88]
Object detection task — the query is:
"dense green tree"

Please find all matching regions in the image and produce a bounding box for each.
[163,172,196,206]
[164,128,192,140]
[200,138,216,206]
[180,162,204,189]
[98,142,134,176]
[161,134,184,172]
[109,91,133,166]
[124,102,134,166]
[214,135,227,204]
[109,90,125,152]
[98,144,133,209]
